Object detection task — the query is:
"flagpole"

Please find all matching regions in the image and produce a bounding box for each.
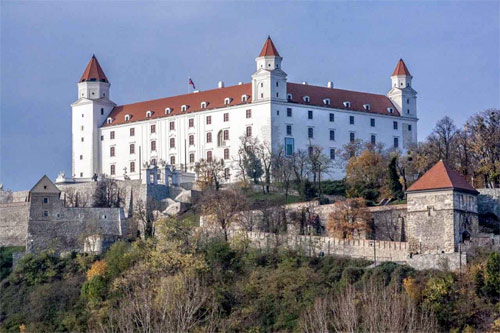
[188,75,190,94]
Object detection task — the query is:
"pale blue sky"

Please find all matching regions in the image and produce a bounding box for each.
[1,1,499,190]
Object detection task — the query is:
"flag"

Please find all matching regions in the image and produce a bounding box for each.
[189,78,196,90]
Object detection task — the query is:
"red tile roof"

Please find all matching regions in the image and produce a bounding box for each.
[259,36,280,57]
[287,83,400,116]
[102,82,400,127]
[407,161,478,193]
[392,59,412,77]
[80,55,109,83]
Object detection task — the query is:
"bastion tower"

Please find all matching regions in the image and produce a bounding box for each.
[71,55,115,181]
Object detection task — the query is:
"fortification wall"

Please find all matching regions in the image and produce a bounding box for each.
[478,188,500,218]
[0,202,29,247]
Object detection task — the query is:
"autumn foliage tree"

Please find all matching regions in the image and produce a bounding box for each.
[326,198,372,239]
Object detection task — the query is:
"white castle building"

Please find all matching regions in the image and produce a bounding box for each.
[72,37,418,183]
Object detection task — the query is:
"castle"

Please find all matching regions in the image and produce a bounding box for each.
[71,37,418,183]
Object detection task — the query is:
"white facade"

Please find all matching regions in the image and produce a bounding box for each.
[71,38,418,183]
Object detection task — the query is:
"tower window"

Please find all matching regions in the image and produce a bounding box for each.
[261,93,263,98]
[350,132,355,142]
[308,127,314,138]
[371,134,376,145]
[308,110,313,119]
[246,126,252,137]
[393,121,398,130]
[110,165,115,175]
[370,118,375,127]
[276,82,279,87]
[170,138,175,148]
[206,116,211,125]
[407,109,410,114]
[350,116,355,125]
[110,131,115,139]
[394,137,399,148]
[189,135,194,146]
[189,153,195,163]
[82,114,84,118]
[151,124,156,133]
[408,124,412,131]
[169,121,175,130]
[329,130,335,141]
[130,128,135,136]
[80,155,83,160]
[110,146,115,157]
[207,151,212,162]
[130,144,135,154]
[151,140,156,151]
[407,98,410,104]
[286,124,292,135]
[330,149,335,160]
[223,113,229,122]
[101,108,104,115]
[81,137,84,142]
[207,132,212,143]
[224,148,230,160]
[130,162,135,173]
[189,118,194,127]
[261,82,263,88]
[329,113,334,122]
[246,109,252,118]
[287,108,292,117]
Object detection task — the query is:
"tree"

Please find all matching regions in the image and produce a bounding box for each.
[256,140,273,194]
[239,136,264,185]
[92,177,123,208]
[388,156,404,200]
[345,149,388,202]
[307,145,332,197]
[326,198,372,239]
[194,158,226,191]
[201,187,249,241]
[272,147,294,202]
[433,116,458,162]
[290,149,311,184]
[134,197,163,238]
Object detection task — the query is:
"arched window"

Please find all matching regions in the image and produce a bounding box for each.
[106,117,113,124]
[165,107,172,115]
[181,105,188,112]
[323,98,331,105]
[343,101,350,108]
[146,110,152,118]
[363,104,371,111]
[224,98,232,105]
[241,95,248,102]
[124,114,131,122]
[303,96,310,103]
[201,101,207,109]
[287,94,292,101]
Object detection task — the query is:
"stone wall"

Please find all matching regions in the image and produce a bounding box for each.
[0,202,30,247]
[478,188,500,218]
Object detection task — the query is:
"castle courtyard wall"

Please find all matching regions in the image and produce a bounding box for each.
[0,202,29,247]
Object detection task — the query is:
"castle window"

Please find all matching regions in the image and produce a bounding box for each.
[308,127,314,138]
[371,134,376,145]
[350,116,355,125]
[201,101,207,109]
[125,114,130,122]
[246,109,252,118]
[170,138,175,148]
[393,121,398,130]
[363,104,370,111]
[169,121,175,130]
[110,131,115,139]
[81,137,84,142]
[276,92,279,98]
[80,155,83,160]
[223,113,229,122]
[241,95,248,102]
[106,118,112,124]
[388,107,394,114]
[82,114,84,118]
[101,108,104,115]
[308,110,313,119]
[189,135,194,146]
[81,126,84,131]
[151,124,156,133]
[206,116,211,125]
[101,135,104,141]
[393,137,399,148]
[189,153,195,163]
[206,132,212,143]
[343,101,350,108]
[130,162,135,173]
[146,110,152,118]
[246,126,252,137]
[224,98,232,105]
[261,82,263,88]
[407,109,410,114]
[110,165,115,175]
[170,156,175,165]
[223,129,229,141]
[407,98,410,104]
[287,94,292,101]
[224,148,230,160]
[43,210,49,217]
[189,118,194,127]
[303,96,310,103]
[261,93,263,98]
[323,98,331,105]
[276,82,279,87]
[286,124,292,135]
[130,128,135,136]
[43,197,49,204]
[207,151,212,162]
[181,105,188,112]
[370,118,375,127]
[408,124,412,131]
[329,130,335,141]
[130,144,135,154]
[80,172,83,177]
[287,108,292,117]
[165,107,172,115]
[330,149,335,160]
[350,132,355,142]
[224,168,230,180]
[110,146,115,157]
[151,140,156,151]
[330,113,335,122]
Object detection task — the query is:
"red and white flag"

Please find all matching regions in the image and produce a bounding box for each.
[189,78,196,90]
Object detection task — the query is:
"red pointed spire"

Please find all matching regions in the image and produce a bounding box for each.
[392,58,412,76]
[407,160,477,193]
[80,55,109,83]
[259,36,280,57]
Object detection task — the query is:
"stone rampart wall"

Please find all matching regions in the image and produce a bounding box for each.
[0,202,29,246]
[478,188,500,218]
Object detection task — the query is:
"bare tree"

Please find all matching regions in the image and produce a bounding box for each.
[256,140,273,194]
[92,177,124,208]
[194,158,226,191]
[308,145,332,197]
[434,116,457,163]
[326,198,372,239]
[290,149,311,184]
[201,186,249,241]
[134,198,163,238]
[272,147,294,202]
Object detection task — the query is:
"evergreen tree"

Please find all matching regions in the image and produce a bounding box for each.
[388,156,404,200]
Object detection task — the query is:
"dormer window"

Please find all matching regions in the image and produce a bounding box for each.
[124,114,131,122]
[181,105,188,112]
[303,96,310,103]
[343,101,350,108]
[201,101,207,109]
[224,97,232,105]
[106,117,113,124]
[146,110,152,118]
[363,104,371,111]
[323,98,331,105]
[287,94,292,101]
[241,95,249,102]
[387,107,394,114]
[165,107,172,115]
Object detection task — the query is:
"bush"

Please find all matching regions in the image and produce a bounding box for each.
[0,246,24,281]
[319,180,346,196]
[81,275,107,307]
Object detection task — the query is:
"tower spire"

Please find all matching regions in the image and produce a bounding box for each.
[392,58,412,77]
[258,36,280,57]
[80,55,109,83]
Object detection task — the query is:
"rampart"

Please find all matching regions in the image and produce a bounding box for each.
[0,202,29,246]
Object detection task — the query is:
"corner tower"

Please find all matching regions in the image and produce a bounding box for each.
[252,36,287,102]
[387,59,417,118]
[72,55,115,181]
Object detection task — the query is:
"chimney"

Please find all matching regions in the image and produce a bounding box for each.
[327,81,334,88]
[238,82,243,85]
[218,81,224,88]
[302,81,308,85]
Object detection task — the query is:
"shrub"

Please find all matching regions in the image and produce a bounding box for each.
[81,275,107,308]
